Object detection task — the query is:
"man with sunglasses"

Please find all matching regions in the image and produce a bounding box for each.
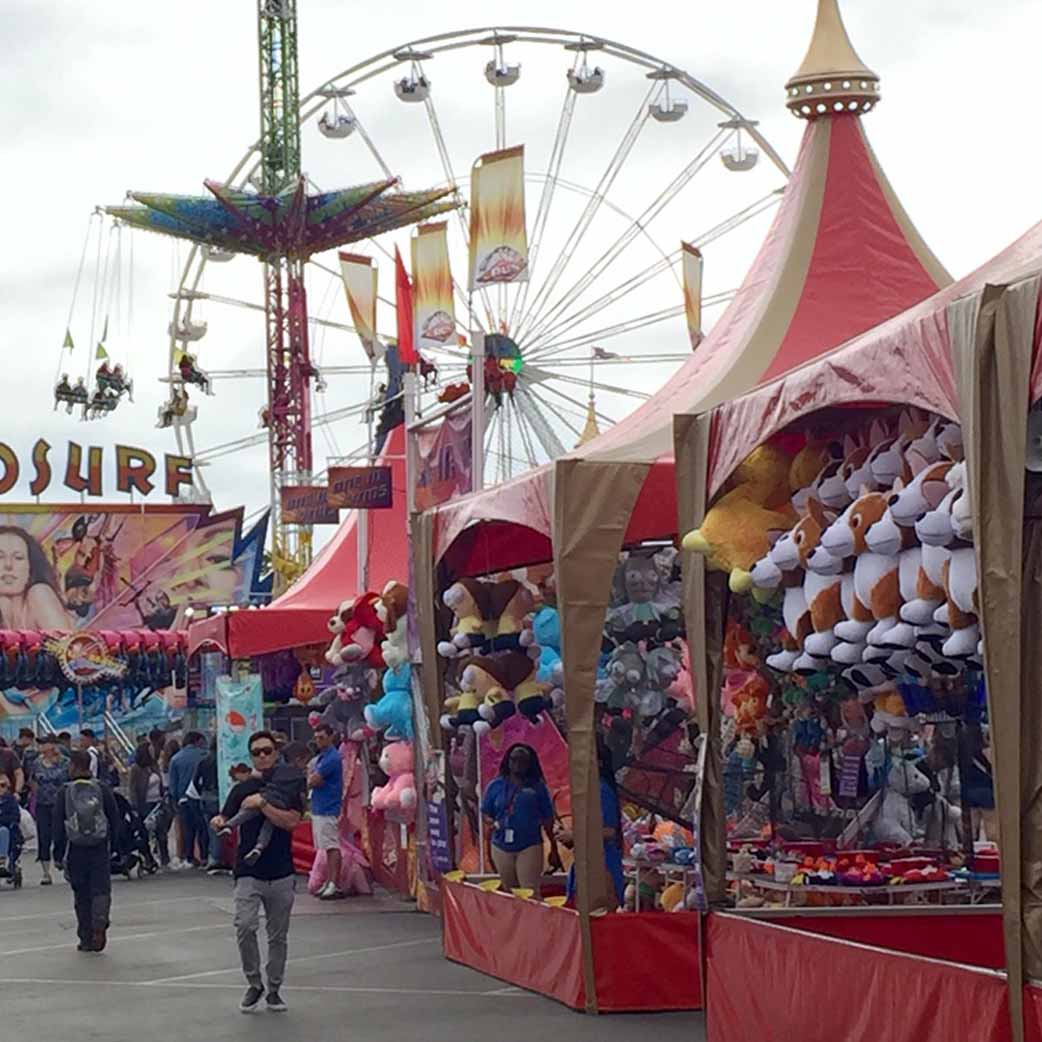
[211,730,303,1014]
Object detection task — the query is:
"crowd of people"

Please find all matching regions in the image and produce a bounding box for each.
[0,722,348,1013]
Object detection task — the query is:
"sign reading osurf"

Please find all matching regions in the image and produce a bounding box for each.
[0,440,194,499]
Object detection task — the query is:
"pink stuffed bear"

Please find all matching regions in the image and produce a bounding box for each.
[370,741,416,822]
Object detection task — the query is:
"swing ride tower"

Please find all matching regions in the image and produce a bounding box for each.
[106,0,457,593]
[256,0,313,587]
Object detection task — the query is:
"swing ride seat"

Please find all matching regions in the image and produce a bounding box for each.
[96,373,132,398]
[54,386,89,405]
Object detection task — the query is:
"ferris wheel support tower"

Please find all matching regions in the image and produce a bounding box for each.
[258,0,314,588]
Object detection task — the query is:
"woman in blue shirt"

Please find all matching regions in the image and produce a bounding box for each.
[558,739,626,910]
[481,744,562,897]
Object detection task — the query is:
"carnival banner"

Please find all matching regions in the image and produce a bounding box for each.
[326,465,393,510]
[468,146,528,290]
[338,251,381,361]
[682,241,704,350]
[414,408,472,512]
[216,673,264,806]
[412,223,456,350]
[0,503,268,735]
[280,485,339,525]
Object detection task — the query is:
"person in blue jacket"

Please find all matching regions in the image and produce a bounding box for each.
[481,743,562,898]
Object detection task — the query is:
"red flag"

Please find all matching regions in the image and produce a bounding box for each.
[395,246,417,365]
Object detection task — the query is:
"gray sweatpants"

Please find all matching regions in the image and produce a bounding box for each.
[233,875,296,990]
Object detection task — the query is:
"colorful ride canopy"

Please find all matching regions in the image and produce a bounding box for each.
[106,177,458,260]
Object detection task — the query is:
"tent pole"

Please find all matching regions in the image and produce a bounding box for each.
[404,369,418,517]
[470,298,485,492]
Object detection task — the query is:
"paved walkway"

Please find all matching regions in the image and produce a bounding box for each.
[0,860,705,1041]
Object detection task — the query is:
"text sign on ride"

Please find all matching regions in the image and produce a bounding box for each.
[326,466,394,510]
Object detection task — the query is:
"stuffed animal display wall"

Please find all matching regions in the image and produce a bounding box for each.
[713,411,986,854]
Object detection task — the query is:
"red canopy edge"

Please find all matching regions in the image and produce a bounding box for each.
[706,218,1042,497]
[187,424,409,658]
[430,110,948,571]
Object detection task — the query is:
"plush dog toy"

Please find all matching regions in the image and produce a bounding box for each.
[340,592,387,669]
[325,599,354,667]
[437,579,491,658]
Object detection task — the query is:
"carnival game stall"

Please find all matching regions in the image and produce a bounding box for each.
[412,0,952,1012]
[186,427,418,896]
[674,215,1042,1040]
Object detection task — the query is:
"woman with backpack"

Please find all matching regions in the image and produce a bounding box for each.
[52,750,121,953]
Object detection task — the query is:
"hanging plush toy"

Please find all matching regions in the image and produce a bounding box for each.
[340,592,387,669]
[484,579,538,655]
[325,599,354,667]
[371,741,416,822]
[473,651,554,729]
[437,579,491,658]
[377,581,409,662]
[364,661,414,740]
[941,463,979,660]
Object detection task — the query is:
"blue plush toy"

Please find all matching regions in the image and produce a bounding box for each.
[532,607,562,686]
[365,662,414,740]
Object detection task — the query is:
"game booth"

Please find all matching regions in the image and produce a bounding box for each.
[408,4,970,1011]
[186,426,418,899]
[674,210,1042,1042]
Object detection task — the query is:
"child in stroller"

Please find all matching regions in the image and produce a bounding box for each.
[0,773,24,888]
[111,790,159,880]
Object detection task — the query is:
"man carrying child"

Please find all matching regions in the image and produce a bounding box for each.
[210,730,304,1015]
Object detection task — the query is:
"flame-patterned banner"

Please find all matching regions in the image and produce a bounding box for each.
[411,222,456,349]
[682,242,704,350]
[338,251,381,361]
[468,145,528,291]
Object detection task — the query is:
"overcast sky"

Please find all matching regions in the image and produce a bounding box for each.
[3,1,1040,542]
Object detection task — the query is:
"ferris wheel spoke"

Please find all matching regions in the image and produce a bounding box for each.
[514,81,657,342]
[528,377,614,429]
[508,88,577,331]
[344,103,396,182]
[514,381,580,447]
[525,248,679,352]
[527,290,734,364]
[529,368,651,402]
[510,397,541,469]
[543,352,694,368]
[527,188,777,352]
[523,126,731,345]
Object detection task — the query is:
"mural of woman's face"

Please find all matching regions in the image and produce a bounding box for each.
[623,557,659,604]
[0,532,30,597]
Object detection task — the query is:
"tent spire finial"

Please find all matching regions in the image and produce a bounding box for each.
[785,0,880,120]
[575,391,600,448]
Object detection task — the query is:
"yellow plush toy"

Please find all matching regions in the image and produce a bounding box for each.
[682,443,798,593]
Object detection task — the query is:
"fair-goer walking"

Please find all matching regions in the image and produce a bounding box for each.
[53,750,120,952]
[211,730,303,1014]
[29,735,69,885]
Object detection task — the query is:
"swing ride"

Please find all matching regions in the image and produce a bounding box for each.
[56,12,790,591]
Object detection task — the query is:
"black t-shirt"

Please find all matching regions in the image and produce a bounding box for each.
[221,776,303,881]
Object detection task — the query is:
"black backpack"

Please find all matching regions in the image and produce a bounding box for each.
[64,779,109,847]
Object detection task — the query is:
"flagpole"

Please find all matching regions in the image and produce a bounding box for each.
[470,292,485,493]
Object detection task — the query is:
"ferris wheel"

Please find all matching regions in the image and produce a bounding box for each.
[158,26,790,502]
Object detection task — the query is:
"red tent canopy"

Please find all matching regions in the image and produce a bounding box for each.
[704,218,1042,495]
[188,424,409,658]
[431,109,949,575]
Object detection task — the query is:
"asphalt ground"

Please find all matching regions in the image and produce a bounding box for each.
[0,859,705,1042]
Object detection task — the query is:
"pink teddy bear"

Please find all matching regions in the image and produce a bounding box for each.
[370,741,416,823]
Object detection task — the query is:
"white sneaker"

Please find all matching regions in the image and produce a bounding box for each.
[316,881,335,899]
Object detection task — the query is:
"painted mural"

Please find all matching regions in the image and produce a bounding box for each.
[0,503,269,736]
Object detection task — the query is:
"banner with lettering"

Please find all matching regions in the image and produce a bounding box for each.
[468,146,528,290]
[326,465,393,510]
[412,222,456,351]
[280,485,339,525]
[682,241,704,350]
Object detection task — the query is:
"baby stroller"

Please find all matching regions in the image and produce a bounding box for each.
[0,820,23,890]
[111,791,158,880]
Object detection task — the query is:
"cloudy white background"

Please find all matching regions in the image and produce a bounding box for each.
[3,1,1040,550]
